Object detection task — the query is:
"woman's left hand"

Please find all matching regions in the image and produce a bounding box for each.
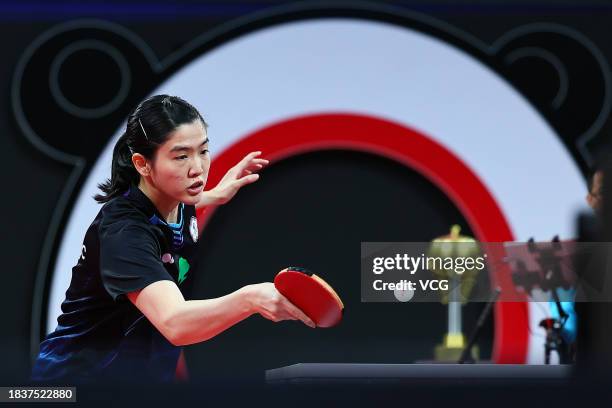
[197,151,269,207]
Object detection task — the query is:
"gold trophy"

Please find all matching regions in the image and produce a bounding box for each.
[428,225,481,362]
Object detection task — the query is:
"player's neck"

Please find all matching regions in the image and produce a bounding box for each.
[137,179,179,224]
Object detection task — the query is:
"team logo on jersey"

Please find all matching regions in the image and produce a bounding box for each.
[161,253,174,264]
[178,257,190,284]
[189,216,198,243]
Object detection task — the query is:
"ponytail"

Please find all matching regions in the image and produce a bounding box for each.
[94,131,140,203]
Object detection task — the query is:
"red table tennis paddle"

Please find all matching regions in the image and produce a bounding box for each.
[274,266,344,328]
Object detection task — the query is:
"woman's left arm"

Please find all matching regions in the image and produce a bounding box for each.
[196,151,269,209]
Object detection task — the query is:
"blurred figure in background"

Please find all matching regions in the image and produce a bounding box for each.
[549,166,604,357]
[586,167,604,215]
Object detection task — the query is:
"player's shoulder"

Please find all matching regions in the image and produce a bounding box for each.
[97,195,155,237]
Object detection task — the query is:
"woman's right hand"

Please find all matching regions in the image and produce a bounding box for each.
[245,282,315,328]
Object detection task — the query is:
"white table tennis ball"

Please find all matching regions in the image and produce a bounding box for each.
[394,287,414,302]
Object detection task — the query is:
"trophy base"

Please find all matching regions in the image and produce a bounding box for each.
[434,333,479,362]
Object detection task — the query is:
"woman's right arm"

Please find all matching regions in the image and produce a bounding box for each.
[127,280,315,346]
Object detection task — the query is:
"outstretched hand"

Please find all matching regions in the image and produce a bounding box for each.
[197,151,269,208]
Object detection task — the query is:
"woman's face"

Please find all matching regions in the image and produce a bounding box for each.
[149,120,210,206]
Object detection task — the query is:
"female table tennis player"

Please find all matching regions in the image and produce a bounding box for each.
[31,95,314,383]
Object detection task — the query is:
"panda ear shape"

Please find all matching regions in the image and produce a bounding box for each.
[13,22,156,164]
[492,24,610,169]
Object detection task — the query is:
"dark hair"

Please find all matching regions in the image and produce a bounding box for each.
[95,95,208,203]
